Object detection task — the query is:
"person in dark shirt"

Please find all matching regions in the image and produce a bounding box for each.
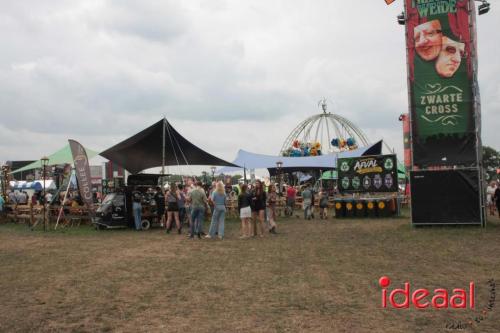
[493,185,500,218]
[166,184,182,234]
[238,184,252,238]
[177,184,187,228]
[154,187,166,227]
[250,180,266,237]
[132,188,142,230]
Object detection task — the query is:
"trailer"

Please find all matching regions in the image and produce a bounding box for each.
[93,174,163,230]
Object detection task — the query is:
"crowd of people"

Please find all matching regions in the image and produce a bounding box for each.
[1,178,350,236]
[127,179,335,240]
[1,188,100,207]
[3,173,499,234]
[2,189,53,206]
[0,176,339,234]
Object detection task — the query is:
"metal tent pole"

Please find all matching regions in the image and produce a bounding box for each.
[162,117,166,187]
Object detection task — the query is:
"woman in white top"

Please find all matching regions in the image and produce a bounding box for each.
[486,181,496,216]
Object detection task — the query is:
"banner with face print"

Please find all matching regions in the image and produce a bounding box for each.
[404,0,478,166]
[338,155,398,193]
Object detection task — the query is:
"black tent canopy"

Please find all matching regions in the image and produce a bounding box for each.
[100,119,237,174]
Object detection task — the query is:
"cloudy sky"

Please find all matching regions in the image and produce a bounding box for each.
[0,0,498,174]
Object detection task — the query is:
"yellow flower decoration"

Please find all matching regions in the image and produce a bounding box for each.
[346,203,353,210]
[378,201,385,209]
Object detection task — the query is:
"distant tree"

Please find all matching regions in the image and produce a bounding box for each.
[483,145,500,181]
[231,175,242,184]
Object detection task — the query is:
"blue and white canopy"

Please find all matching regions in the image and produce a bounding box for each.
[217,140,383,174]
[9,180,57,191]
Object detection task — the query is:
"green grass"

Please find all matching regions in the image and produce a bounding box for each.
[0,213,499,332]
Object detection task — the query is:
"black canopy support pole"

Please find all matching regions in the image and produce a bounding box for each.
[161,117,166,186]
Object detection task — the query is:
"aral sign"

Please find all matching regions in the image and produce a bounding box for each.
[338,154,397,193]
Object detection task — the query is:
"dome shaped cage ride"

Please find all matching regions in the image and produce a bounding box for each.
[280,99,371,157]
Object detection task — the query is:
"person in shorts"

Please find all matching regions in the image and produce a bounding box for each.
[266,184,278,234]
[318,188,329,219]
[250,180,266,237]
[165,184,181,234]
[238,184,252,238]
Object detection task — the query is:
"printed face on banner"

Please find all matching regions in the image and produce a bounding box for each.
[435,37,465,78]
[414,20,442,61]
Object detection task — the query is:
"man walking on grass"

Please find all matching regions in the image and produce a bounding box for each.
[302,184,313,220]
[189,181,208,239]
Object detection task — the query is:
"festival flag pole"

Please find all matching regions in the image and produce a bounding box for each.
[54,170,73,229]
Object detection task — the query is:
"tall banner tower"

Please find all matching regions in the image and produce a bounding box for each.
[403,0,484,225]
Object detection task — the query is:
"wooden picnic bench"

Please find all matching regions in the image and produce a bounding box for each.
[4,204,45,226]
[50,205,91,228]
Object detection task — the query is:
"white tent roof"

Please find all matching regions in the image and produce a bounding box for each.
[217,141,382,174]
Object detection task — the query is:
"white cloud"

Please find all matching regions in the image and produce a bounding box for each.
[0,0,498,171]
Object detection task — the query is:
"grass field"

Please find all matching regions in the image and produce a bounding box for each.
[0,212,499,333]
